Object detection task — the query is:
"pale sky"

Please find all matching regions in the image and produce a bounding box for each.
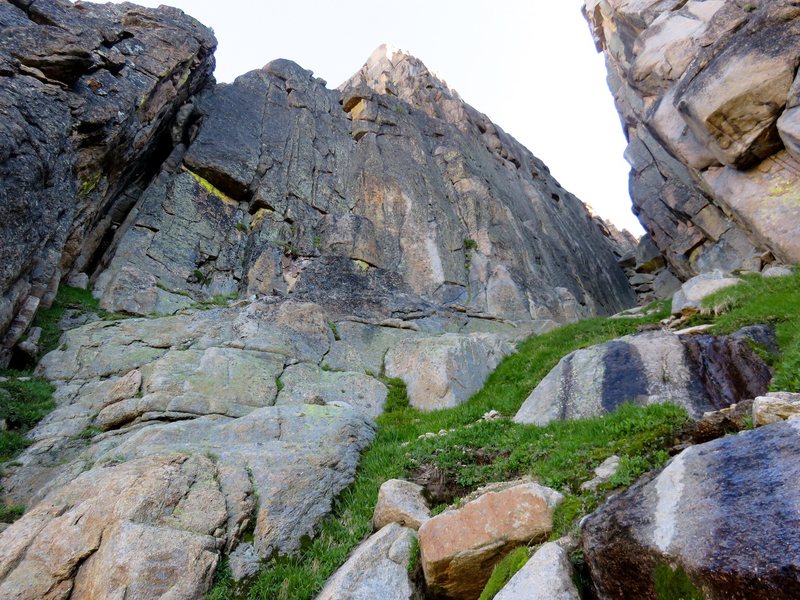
[104,0,643,234]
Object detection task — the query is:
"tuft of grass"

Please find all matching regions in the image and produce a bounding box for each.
[406,535,420,575]
[0,503,25,524]
[32,285,109,358]
[464,238,479,251]
[0,375,55,462]
[478,545,530,600]
[654,563,703,600]
[191,293,238,310]
[207,302,675,600]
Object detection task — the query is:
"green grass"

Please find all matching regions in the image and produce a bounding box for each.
[207,301,677,600]
[0,375,55,463]
[478,546,530,600]
[0,503,25,524]
[654,563,703,600]
[190,293,239,310]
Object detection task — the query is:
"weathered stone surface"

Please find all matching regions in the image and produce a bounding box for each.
[753,392,800,427]
[580,455,621,492]
[419,481,563,600]
[373,479,430,531]
[494,542,579,600]
[276,362,387,421]
[228,542,260,582]
[316,523,416,600]
[385,333,513,410]
[585,0,800,277]
[515,331,711,425]
[762,265,794,278]
[582,421,800,599]
[671,270,741,315]
[0,0,216,362]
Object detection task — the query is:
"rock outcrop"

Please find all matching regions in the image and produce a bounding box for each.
[0,0,217,364]
[584,0,800,279]
[494,542,580,600]
[582,421,800,599]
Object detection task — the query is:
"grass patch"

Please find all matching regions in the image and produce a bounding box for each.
[190,293,238,310]
[0,503,25,524]
[0,375,55,463]
[653,563,703,600]
[478,545,529,600]
[208,301,677,599]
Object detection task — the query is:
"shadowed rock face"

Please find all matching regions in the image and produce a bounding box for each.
[0,0,217,362]
[584,0,800,278]
[582,421,800,599]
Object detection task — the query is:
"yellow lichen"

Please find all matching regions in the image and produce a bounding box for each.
[183,168,238,206]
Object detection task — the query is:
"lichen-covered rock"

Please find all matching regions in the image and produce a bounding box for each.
[316,523,417,600]
[584,0,800,278]
[582,421,800,599]
[372,479,431,531]
[0,0,216,362]
[419,480,563,600]
[494,542,579,600]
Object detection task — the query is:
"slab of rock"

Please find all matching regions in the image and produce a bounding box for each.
[753,392,800,427]
[583,421,800,599]
[316,523,416,600]
[672,270,741,315]
[228,542,260,582]
[514,331,713,425]
[419,481,563,600]
[276,362,387,421]
[373,479,430,531]
[385,333,513,410]
[762,265,794,278]
[494,542,579,600]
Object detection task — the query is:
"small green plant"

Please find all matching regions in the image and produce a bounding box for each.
[478,546,530,600]
[464,238,478,251]
[0,503,25,524]
[190,293,238,310]
[393,105,405,115]
[328,321,340,341]
[743,3,757,11]
[653,563,703,600]
[276,377,284,393]
[406,536,420,574]
[236,222,248,233]
[192,269,213,287]
[313,235,322,249]
[73,425,103,441]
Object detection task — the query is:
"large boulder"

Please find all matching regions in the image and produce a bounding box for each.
[494,542,580,600]
[384,333,513,410]
[514,331,711,425]
[671,270,741,315]
[316,523,417,600]
[582,421,800,599]
[419,480,563,600]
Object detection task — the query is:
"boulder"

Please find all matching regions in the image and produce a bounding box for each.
[582,421,800,599]
[494,542,579,600]
[753,392,800,427]
[419,480,563,600]
[316,523,416,600]
[228,543,260,582]
[373,479,431,531]
[762,265,794,278]
[652,268,682,299]
[514,331,712,425]
[671,270,741,315]
[384,333,513,410]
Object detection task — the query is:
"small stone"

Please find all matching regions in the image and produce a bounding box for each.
[753,392,800,426]
[373,479,430,531]
[762,265,793,278]
[580,455,620,491]
[0,418,7,431]
[67,272,90,289]
[228,543,260,582]
[494,542,579,600]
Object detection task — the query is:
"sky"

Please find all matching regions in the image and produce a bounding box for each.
[105,0,642,234]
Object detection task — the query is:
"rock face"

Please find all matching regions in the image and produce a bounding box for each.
[753,391,800,426]
[316,523,417,600]
[418,480,564,600]
[0,0,217,363]
[514,328,771,425]
[584,0,800,279]
[494,542,580,600]
[582,421,800,599]
[372,479,431,531]
[671,269,741,315]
